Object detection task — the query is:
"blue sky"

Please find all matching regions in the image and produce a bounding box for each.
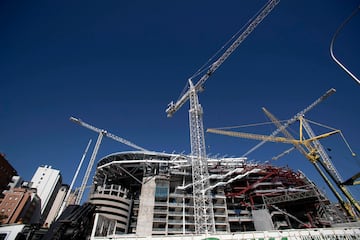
[1,0,360,203]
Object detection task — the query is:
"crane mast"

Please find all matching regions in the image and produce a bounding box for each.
[58,139,92,215]
[301,117,360,216]
[301,118,343,183]
[165,0,280,234]
[188,80,215,234]
[70,117,148,204]
[76,130,103,205]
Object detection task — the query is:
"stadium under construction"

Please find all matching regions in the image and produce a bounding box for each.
[87,151,360,239]
[47,0,360,238]
[2,0,358,239]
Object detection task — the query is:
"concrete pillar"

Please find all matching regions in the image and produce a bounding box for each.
[136,177,156,236]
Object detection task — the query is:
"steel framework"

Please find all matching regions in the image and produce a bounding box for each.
[188,80,215,234]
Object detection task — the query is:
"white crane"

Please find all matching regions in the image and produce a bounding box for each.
[165,0,280,234]
[57,139,92,217]
[70,116,148,204]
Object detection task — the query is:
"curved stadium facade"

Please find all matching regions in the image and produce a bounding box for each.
[88,151,353,237]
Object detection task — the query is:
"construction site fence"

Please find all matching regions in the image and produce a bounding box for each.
[91,227,360,240]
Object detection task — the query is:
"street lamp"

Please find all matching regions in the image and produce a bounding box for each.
[330,4,360,85]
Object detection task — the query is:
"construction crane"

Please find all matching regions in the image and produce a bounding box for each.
[242,88,336,157]
[261,107,360,217]
[165,0,280,234]
[58,139,92,217]
[207,125,340,147]
[262,107,343,181]
[300,116,360,216]
[207,115,360,217]
[166,0,280,117]
[70,116,148,205]
[343,172,360,186]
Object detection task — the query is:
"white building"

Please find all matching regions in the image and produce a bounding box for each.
[30,165,62,223]
[44,184,68,227]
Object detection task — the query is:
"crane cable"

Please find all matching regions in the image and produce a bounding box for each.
[189,12,255,81]
[306,119,356,157]
[212,120,280,130]
[212,117,357,161]
[176,1,273,103]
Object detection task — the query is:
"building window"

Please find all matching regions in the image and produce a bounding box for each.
[155,182,169,201]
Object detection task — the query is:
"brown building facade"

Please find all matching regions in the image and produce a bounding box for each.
[0,153,18,195]
[0,188,41,225]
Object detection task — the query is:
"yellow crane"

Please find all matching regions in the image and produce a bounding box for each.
[343,173,360,186]
[261,107,360,218]
[207,115,360,218]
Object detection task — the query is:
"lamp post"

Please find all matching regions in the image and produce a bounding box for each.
[330,4,360,85]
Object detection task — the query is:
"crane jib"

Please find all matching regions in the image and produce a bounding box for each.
[166,0,280,117]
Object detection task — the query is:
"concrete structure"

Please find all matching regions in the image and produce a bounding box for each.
[30,165,62,223]
[89,184,132,234]
[88,151,354,238]
[7,176,23,190]
[0,153,17,196]
[43,184,68,227]
[0,187,41,224]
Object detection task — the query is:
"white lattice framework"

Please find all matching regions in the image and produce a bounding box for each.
[165,0,280,233]
[188,80,215,234]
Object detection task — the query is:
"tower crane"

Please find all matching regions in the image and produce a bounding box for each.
[165,0,280,234]
[207,115,360,217]
[58,139,92,217]
[165,0,280,117]
[70,116,148,205]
